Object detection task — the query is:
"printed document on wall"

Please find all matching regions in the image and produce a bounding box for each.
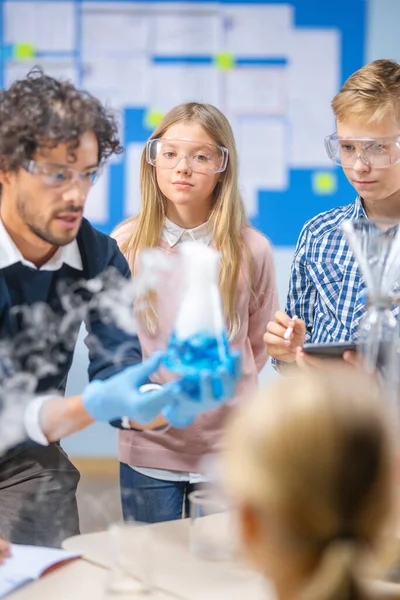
[152,11,220,55]
[236,118,288,216]
[147,65,220,112]
[289,29,340,168]
[83,57,150,109]
[226,66,287,115]
[223,4,293,57]
[82,7,149,57]
[4,1,75,52]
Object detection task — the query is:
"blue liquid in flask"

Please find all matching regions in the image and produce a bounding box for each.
[165,241,230,376]
[164,330,230,376]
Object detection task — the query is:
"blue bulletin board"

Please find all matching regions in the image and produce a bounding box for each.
[0,0,366,246]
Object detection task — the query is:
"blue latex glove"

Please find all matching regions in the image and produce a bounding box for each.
[162,351,242,428]
[82,352,172,423]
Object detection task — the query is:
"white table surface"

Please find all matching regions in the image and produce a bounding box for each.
[62,516,269,600]
[6,516,400,600]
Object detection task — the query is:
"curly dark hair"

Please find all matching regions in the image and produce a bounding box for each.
[0,67,123,169]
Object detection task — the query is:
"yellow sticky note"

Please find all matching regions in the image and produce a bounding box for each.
[145,109,164,130]
[214,52,235,70]
[14,43,35,60]
[313,171,337,195]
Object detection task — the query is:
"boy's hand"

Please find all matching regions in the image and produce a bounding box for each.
[264,311,306,362]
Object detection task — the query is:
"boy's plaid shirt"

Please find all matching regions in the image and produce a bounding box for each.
[276,196,399,354]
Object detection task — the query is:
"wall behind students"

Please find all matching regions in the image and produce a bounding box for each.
[60,0,399,456]
[4,0,365,245]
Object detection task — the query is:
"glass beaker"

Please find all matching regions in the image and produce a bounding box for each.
[188,490,234,561]
[342,217,400,431]
[105,521,153,596]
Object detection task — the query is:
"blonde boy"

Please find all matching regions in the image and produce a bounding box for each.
[265,59,400,364]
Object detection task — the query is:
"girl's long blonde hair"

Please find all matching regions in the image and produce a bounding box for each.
[117,102,250,338]
[223,367,396,600]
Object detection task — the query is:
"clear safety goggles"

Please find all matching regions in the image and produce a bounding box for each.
[146,137,229,175]
[325,133,400,169]
[22,159,101,188]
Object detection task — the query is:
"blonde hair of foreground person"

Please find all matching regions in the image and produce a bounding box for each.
[223,366,397,600]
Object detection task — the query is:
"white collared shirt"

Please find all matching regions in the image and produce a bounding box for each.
[161,217,212,247]
[0,218,83,446]
[0,218,83,272]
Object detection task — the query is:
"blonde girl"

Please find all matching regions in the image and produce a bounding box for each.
[223,366,396,600]
[113,102,279,523]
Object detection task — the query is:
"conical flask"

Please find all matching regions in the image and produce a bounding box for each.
[342,217,400,423]
[342,217,400,301]
[164,241,229,376]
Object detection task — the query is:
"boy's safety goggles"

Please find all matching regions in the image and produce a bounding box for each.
[325,133,400,169]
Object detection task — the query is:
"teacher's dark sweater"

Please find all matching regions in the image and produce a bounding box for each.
[0,218,142,437]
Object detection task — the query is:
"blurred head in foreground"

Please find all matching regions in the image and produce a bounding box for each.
[223,366,396,600]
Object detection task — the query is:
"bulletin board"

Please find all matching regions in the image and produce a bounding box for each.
[0,0,365,246]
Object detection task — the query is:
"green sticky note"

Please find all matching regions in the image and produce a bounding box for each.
[144,109,164,130]
[312,171,337,195]
[14,43,35,59]
[214,52,235,70]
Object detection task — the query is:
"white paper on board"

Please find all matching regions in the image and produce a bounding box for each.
[152,10,220,56]
[4,1,75,52]
[288,29,340,168]
[222,4,293,57]
[237,117,288,186]
[225,66,287,115]
[81,6,149,57]
[147,65,221,112]
[236,117,288,216]
[82,57,150,109]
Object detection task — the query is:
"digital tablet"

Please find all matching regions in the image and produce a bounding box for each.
[302,342,357,359]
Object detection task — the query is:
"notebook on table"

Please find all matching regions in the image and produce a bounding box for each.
[0,543,81,598]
